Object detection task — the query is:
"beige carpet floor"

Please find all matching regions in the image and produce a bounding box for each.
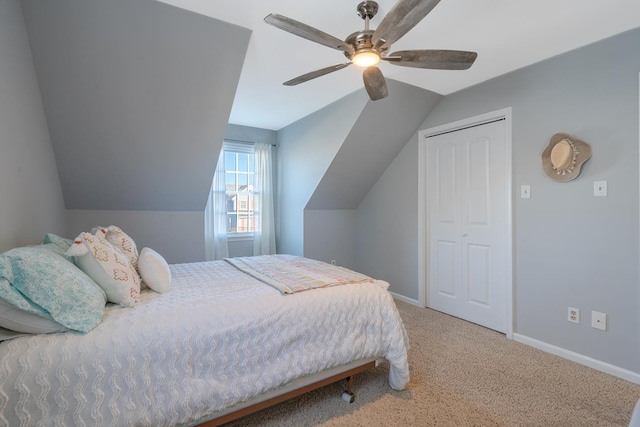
[223,301,640,427]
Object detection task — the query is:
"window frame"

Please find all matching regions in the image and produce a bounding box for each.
[223,141,256,240]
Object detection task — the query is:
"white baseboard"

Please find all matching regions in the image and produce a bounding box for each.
[390,294,640,385]
[391,292,422,307]
[513,333,640,385]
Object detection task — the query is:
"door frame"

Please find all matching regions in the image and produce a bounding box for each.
[418,107,514,338]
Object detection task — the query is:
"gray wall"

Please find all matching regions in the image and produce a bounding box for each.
[65,210,204,264]
[304,210,355,267]
[356,27,640,374]
[277,90,369,256]
[0,0,66,252]
[355,138,422,299]
[225,124,277,147]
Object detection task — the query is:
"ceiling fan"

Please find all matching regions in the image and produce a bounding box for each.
[264,0,477,101]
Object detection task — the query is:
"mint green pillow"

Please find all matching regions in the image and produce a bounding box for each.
[43,233,73,252]
[0,244,107,333]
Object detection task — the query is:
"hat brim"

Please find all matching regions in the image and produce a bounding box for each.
[542,133,592,182]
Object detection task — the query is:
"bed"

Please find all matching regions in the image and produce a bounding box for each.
[0,233,409,426]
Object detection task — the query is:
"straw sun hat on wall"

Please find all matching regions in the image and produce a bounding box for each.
[542,133,592,182]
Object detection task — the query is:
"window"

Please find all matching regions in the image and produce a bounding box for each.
[224,143,255,235]
[205,140,275,259]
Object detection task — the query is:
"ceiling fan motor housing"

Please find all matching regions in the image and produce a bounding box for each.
[344,30,387,61]
[357,1,379,20]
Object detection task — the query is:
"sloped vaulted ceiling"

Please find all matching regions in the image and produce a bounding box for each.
[306,79,442,210]
[21,0,251,211]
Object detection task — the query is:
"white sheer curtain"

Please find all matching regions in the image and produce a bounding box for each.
[253,143,276,255]
[204,149,229,260]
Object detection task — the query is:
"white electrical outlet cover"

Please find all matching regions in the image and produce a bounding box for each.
[594,180,607,197]
[568,307,580,324]
[591,311,607,331]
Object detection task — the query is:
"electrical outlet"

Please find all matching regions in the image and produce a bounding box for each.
[568,307,580,324]
[591,311,607,331]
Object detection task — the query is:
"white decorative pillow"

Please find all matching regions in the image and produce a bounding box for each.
[67,232,140,307]
[92,225,139,270]
[138,247,171,293]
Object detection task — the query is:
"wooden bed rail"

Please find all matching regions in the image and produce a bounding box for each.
[197,360,378,426]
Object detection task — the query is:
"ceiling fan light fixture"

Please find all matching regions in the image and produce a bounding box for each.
[352,50,380,67]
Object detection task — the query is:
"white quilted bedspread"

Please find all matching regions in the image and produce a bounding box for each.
[0,260,409,426]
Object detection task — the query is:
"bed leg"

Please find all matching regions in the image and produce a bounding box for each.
[341,375,355,403]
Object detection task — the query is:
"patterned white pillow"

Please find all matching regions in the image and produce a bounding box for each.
[92,225,139,270]
[67,232,140,307]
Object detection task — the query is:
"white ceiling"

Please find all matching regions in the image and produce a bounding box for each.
[157,0,640,130]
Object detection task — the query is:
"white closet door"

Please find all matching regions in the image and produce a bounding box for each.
[427,120,508,333]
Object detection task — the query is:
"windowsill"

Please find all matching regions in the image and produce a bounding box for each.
[228,233,255,242]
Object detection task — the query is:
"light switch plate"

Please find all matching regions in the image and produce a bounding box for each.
[521,185,531,199]
[594,181,607,197]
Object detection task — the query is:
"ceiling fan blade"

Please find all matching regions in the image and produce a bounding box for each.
[372,0,441,49]
[363,66,388,101]
[283,62,352,86]
[385,49,477,70]
[265,14,354,55]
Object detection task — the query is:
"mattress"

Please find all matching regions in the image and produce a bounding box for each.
[0,259,409,426]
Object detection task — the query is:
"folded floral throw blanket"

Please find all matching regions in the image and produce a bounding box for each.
[224,255,375,294]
